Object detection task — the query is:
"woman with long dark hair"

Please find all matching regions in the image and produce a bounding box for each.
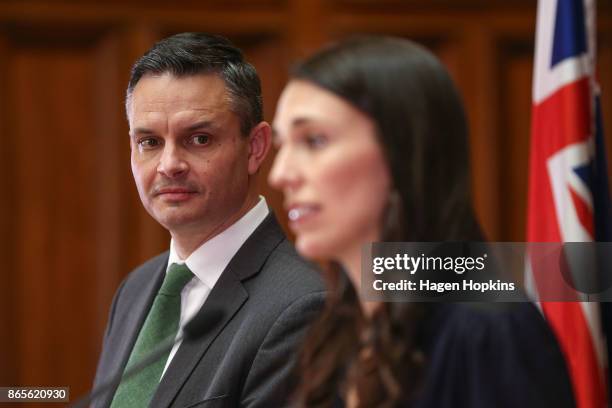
[269,36,575,407]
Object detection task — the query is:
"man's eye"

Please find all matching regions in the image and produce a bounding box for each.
[192,134,210,145]
[138,138,160,149]
[304,133,327,149]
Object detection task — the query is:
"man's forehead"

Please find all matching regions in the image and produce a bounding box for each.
[132,73,229,107]
[129,107,234,136]
[133,104,224,118]
[128,73,232,122]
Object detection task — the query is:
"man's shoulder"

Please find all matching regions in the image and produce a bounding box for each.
[265,239,322,284]
[121,251,169,287]
[233,212,325,295]
[247,237,325,301]
[133,251,169,272]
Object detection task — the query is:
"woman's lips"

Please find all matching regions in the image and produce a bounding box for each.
[287,204,320,226]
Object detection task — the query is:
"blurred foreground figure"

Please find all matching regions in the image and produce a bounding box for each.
[269,36,575,408]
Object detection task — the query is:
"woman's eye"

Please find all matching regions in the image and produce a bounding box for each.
[192,134,210,145]
[304,134,327,149]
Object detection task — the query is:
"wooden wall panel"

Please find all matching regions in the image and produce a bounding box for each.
[496,38,534,241]
[599,33,612,188]
[241,37,290,231]
[2,26,117,400]
[332,0,535,7]
[0,34,18,388]
[461,25,502,240]
[326,12,526,240]
[0,1,610,405]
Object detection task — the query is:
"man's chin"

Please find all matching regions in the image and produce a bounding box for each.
[151,211,202,232]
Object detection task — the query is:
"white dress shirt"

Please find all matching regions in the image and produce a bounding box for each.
[161,196,270,376]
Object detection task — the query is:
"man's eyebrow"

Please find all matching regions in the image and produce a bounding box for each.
[131,127,156,136]
[130,121,216,136]
[185,121,215,131]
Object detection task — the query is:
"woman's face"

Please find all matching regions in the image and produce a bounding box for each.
[269,80,391,262]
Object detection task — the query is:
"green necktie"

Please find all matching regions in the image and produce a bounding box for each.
[110,263,194,408]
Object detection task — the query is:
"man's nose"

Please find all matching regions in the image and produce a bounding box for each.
[157,144,188,178]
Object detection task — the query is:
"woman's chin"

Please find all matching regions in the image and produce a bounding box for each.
[295,236,330,261]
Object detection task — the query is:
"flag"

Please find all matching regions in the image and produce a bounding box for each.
[527,0,612,407]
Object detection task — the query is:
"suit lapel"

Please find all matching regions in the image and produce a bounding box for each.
[99,257,167,407]
[149,214,285,407]
[151,269,247,408]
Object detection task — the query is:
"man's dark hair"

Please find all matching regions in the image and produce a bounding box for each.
[126,32,263,135]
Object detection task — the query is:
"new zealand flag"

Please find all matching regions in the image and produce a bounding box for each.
[528,0,612,406]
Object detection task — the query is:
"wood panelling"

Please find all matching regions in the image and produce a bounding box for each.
[6,26,113,398]
[0,34,18,388]
[599,33,612,181]
[239,37,289,229]
[462,25,502,240]
[496,38,534,241]
[0,2,284,32]
[0,1,611,405]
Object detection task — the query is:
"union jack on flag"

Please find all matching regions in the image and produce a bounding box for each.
[527,0,612,407]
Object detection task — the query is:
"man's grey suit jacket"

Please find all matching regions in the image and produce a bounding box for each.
[93,214,326,407]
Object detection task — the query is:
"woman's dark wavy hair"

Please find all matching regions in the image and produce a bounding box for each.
[291,36,483,407]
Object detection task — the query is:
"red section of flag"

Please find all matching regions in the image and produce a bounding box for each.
[528,2,606,406]
[532,78,591,158]
[540,302,606,407]
[528,78,591,242]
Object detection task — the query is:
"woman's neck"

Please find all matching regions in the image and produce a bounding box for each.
[338,245,381,318]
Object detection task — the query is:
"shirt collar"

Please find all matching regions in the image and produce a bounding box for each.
[167,196,270,289]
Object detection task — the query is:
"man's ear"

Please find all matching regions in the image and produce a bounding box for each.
[247,121,272,175]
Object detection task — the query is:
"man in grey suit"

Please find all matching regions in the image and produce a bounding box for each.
[93,33,325,407]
